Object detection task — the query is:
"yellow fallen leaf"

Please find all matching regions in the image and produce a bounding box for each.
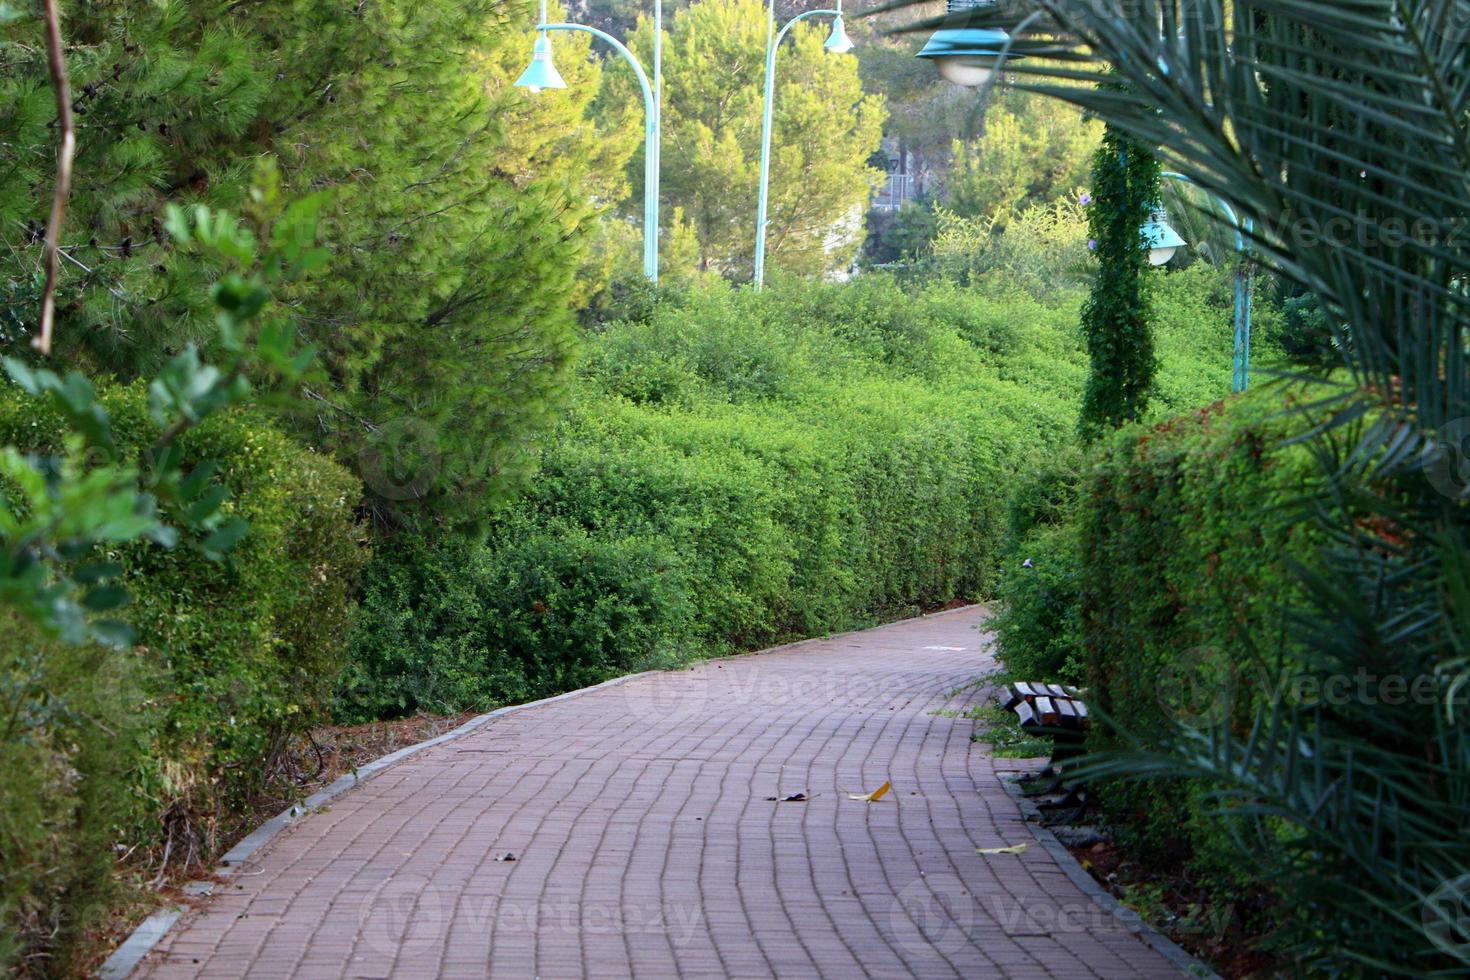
[976,843,1029,856]
[848,781,892,802]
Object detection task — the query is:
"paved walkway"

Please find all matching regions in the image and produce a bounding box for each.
[136,606,1183,978]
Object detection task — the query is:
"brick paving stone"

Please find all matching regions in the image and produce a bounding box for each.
[134,606,1186,979]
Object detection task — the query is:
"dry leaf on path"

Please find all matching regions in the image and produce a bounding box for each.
[976,844,1029,856]
[847,781,892,803]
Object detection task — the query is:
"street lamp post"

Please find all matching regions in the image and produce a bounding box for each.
[916,0,1019,87]
[516,0,663,283]
[752,0,854,289]
[1159,172,1255,392]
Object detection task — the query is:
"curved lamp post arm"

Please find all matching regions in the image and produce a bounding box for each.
[1162,170,1255,393]
[773,6,838,46]
[753,6,842,289]
[1162,171,1248,254]
[542,23,660,282]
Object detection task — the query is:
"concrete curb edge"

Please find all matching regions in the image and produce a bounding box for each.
[999,776,1222,980]
[96,670,657,979]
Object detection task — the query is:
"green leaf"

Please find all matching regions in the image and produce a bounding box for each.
[89,620,137,648]
[81,585,130,612]
[3,356,40,394]
[199,518,250,560]
[163,204,192,246]
[73,561,124,584]
[183,484,230,525]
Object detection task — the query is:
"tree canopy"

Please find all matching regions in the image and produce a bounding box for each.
[0,0,636,524]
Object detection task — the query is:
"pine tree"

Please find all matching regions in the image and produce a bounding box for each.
[0,0,636,523]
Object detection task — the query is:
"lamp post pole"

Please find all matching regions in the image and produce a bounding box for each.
[1161,171,1254,392]
[519,0,662,282]
[753,0,851,289]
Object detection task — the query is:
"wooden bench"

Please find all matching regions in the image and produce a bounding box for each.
[998,681,1089,762]
[999,681,1093,811]
[998,681,1092,810]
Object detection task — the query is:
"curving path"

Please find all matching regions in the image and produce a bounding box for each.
[134,606,1185,979]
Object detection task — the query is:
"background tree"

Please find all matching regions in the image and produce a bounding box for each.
[861,195,939,265]
[855,9,977,171]
[946,94,1097,219]
[614,0,885,278]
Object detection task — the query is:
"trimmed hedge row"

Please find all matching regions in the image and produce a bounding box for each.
[1062,386,1470,971]
[1078,390,1320,891]
[340,268,1247,720]
[991,263,1275,689]
[0,382,365,974]
[338,275,1090,718]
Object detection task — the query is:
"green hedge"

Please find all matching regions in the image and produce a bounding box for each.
[343,269,1251,720]
[0,617,145,975]
[991,445,1086,683]
[336,527,688,718]
[1077,389,1320,890]
[991,263,1258,689]
[0,382,365,974]
[340,275,1087,718]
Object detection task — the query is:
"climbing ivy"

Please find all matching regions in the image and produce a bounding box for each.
[1079,118,1161,438]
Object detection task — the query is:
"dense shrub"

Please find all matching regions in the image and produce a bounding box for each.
[342,274,1087,715]
[345,269,1248,718]
[338,527,688,719]
[989,262,1261,688]
[0,619,145,974]
[992,522,1084,683]
[1077,389,1320,893]
[0,382,365,974]
[927,201,1092,299]
[1149,264,1241,412]
[992,446,1087,683]
[1072,386,1470,971]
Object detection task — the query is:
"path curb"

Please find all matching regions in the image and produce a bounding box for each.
[97,670,656,979]
[1000,776,1221,980]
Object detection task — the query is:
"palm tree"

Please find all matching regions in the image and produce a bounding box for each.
[877,1,1470,973]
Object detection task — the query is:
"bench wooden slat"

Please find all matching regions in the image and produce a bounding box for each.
[1014,681,1047,700]
[998,680,1091,739]
[1034,695,1060,726]
[1055,698,1084,730]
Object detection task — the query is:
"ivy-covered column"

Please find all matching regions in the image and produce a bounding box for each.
[1079,120,1161,438]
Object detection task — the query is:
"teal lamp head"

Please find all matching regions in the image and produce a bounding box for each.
[917,0,1021,87]
[515,34,567,93]
[1140,207,1187,265]
[824,15,855,54]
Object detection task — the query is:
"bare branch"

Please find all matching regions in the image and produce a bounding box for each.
[35,0,75,356]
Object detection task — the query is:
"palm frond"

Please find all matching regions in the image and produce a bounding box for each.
[863,0,1470,971]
